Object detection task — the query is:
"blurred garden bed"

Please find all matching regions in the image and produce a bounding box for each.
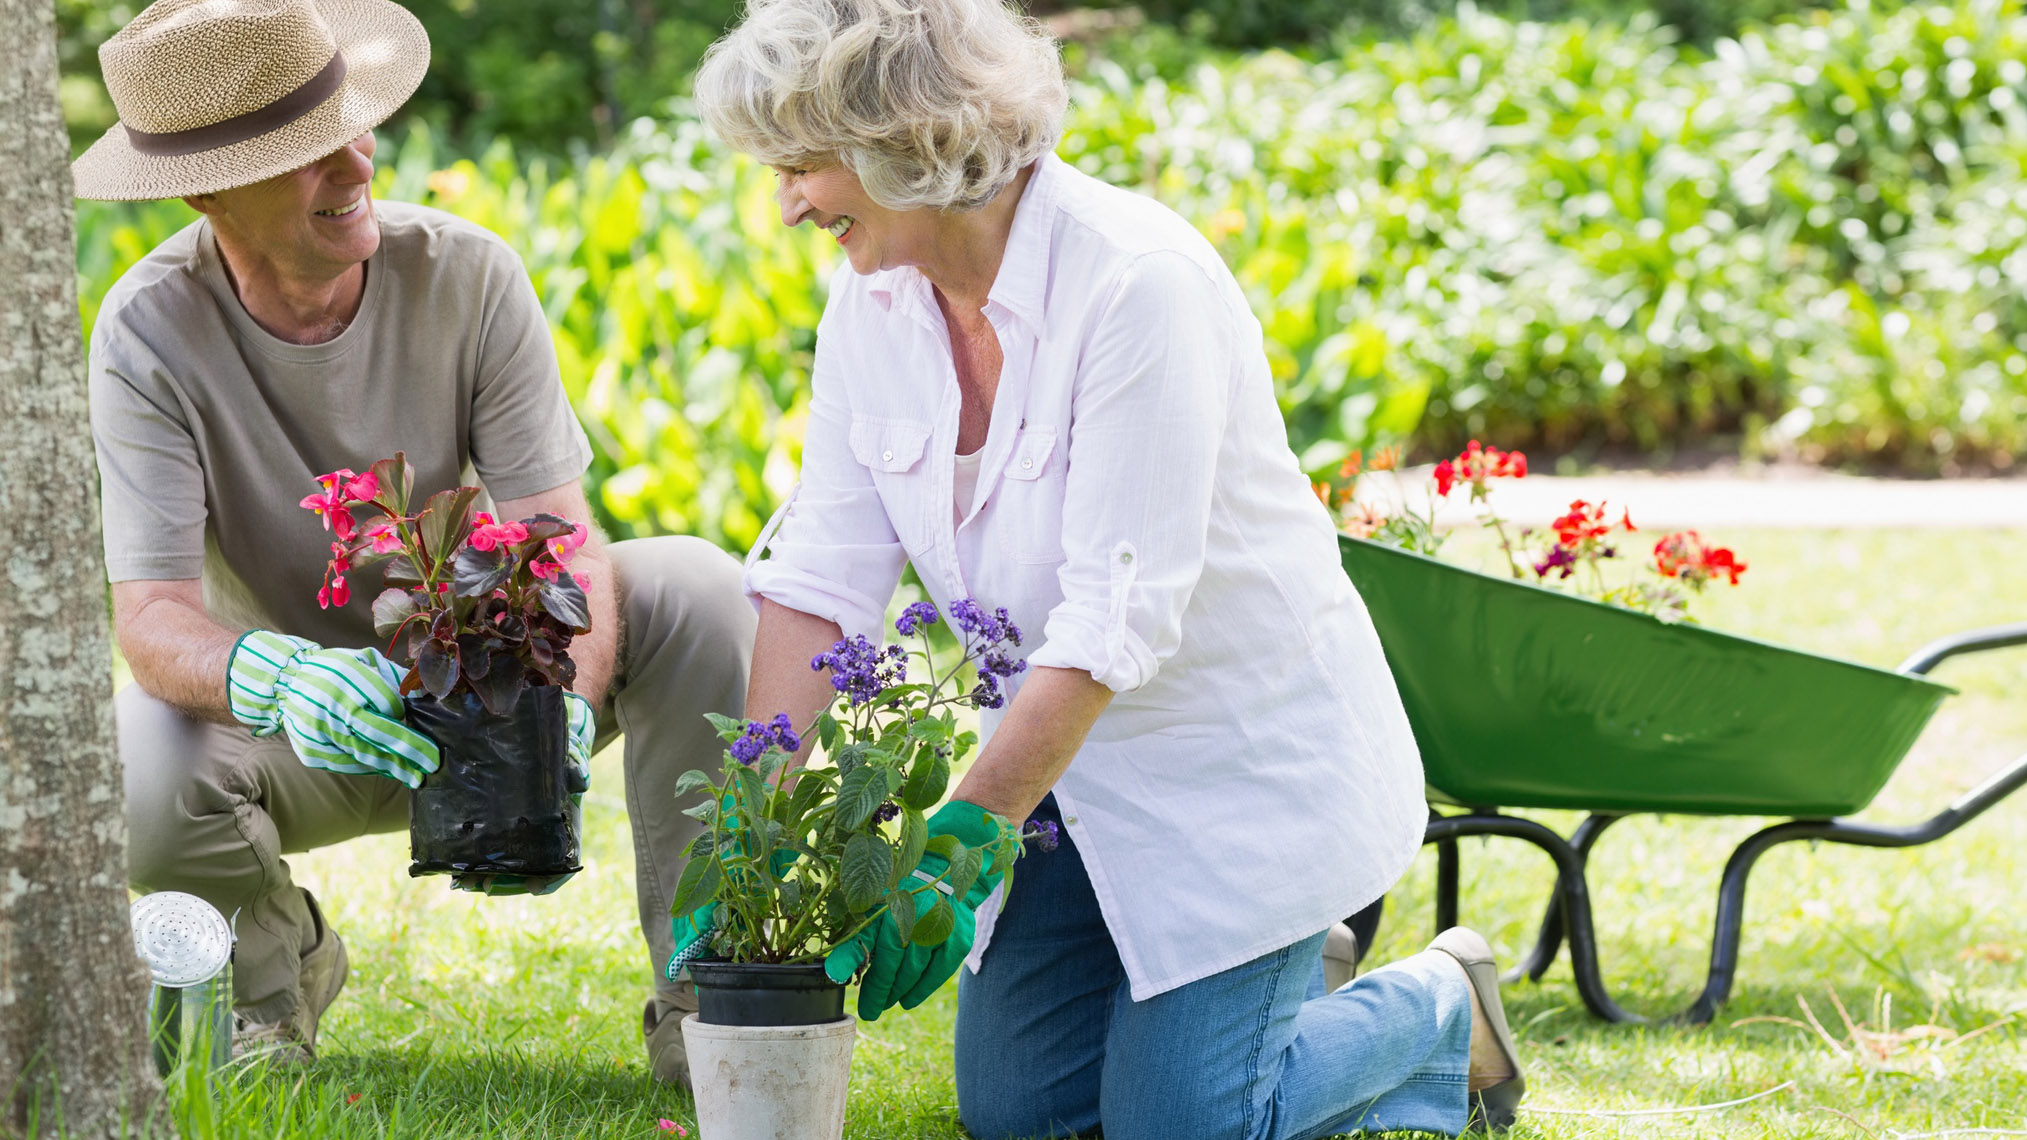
[73,0,2027,552]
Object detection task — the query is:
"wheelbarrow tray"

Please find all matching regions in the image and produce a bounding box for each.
[1340,536,1952,816]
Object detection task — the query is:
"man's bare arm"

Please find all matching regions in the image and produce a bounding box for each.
[494,481,621,711]
[112,579,243,723]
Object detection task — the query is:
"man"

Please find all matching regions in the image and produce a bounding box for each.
[74,0,749,1082]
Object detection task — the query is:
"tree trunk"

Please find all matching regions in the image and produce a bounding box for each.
[0,1,166,1136]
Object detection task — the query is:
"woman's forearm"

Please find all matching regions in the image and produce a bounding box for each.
[746,598,845,762]
[950,665,1113,824]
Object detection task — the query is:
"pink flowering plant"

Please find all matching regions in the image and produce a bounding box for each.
[672,600,1051,967]
[1321,441,1747,623]
[299,452,593,712]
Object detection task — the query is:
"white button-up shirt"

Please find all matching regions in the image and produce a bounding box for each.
[745,154,1426,1000]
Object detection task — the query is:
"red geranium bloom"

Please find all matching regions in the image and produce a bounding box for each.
[1432,460,1459,497]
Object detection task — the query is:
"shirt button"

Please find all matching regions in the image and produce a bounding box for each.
[1119,551,1134,564]
[882,449,894,461]
[1065,816,1078,826]
[1021,458,1034,470]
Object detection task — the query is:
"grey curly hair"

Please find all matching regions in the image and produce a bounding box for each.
[694,0,1068,212]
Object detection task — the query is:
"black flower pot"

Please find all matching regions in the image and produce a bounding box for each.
[690,961,847,1027]
[404,685,584,878]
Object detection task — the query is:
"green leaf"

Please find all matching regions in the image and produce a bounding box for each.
[704,712,746,740]
[908,717,949,745]
[893,808,927,888]
[900,750,950,811]
[681,800,718,823]
[833,744,868,777]
[835,764,888,831]
[884,886,918,941]
[371,588,421,639]
[946,846,985,901]
[816,712,840,753]
[840,832,893,911]
[669,853,721,916]
[368,454,412,516]
[417,486,481,568]
[924,834,960,860]
[909,895,955,947]
[673,769,716,798]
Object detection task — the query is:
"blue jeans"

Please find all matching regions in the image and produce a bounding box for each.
[955,797,1471,1140]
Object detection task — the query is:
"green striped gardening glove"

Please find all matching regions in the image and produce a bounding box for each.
[227,630,440,788]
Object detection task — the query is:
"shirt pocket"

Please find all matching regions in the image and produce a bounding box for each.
[848,415,934,553]
[996,425,1066,565]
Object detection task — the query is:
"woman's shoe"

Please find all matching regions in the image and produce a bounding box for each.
[1428,927,1525,1133]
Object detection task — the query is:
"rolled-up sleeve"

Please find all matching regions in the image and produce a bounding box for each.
[1026,251,1234,691]
[743,314,909,643]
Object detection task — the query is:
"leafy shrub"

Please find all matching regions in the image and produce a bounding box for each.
[74,0,2027,558]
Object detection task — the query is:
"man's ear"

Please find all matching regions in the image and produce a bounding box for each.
[182,193,221,216]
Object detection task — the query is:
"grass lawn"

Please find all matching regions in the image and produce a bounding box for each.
[162,528,2027,1139]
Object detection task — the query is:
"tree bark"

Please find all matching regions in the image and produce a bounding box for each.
[0,1,166,1136]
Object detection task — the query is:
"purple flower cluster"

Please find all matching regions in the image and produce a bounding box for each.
[1023,818,1060,853]
[872,801,901,824]
[895,601,940,636]
[1533,544,1578,580]
[950,599,1028,710]
[729,713,802,765]
[811,635,908,706]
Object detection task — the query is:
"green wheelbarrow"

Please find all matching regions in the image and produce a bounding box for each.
[1339,535,2027,1024]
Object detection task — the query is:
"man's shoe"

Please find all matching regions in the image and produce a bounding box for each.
[235,889,348,1066]
[1322,921,1361,993]
[644,985,699,1087]
[1428,927,1525,1133]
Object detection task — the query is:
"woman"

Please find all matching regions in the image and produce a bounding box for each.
[690,1,1526,1135]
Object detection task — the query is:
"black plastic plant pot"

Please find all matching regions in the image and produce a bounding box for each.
[405,684,584,878]
[690,961,847,1027]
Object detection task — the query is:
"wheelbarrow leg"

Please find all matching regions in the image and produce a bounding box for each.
[1510,813,1625,984]
[1426,813,1646,1024]
[1435,838,1460,934]
[1679,748,2027,1025]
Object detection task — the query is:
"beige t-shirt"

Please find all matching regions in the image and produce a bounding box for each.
[89,201,591,650]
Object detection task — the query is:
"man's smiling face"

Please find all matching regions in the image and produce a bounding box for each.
[192,132,380,281]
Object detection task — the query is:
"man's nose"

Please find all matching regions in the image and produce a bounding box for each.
[329,135,374,183]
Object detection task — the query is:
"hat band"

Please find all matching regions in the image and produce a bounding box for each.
[123,51,349,159]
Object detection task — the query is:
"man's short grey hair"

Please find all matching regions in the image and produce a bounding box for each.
[695,0,1068,212]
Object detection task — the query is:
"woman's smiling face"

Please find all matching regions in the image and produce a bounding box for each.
[774,163,926,274]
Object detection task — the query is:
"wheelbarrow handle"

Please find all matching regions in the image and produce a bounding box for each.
[1896,621,2027,676]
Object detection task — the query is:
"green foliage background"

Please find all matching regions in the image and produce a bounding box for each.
[72,0,2027,553]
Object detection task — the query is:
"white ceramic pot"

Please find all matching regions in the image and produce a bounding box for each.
[680,1014,857,1140]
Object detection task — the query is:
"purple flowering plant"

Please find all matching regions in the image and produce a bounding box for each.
[670,598,1039,966]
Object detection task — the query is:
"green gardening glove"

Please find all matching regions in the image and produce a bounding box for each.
[227,630,440,788]
[451,692,597,897]
[823,800,1014,1022]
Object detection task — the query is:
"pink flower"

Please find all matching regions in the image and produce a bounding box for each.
[545,524,589,564]
[341,471,379,504]
[657,1122,687,1136]
[573,572,590,590]
[299,489,357,539]
[361,520,402,554]
[329,542,353,572]
[529,557,563,581]
[318,574,350,609]
[467,520,530,552]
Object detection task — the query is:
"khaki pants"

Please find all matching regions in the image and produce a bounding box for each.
[123,536,755,1024]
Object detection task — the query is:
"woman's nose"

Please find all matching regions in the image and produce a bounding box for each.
[777,180,810,228]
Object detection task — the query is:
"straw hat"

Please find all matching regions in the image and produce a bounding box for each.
[72,0,428,201]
